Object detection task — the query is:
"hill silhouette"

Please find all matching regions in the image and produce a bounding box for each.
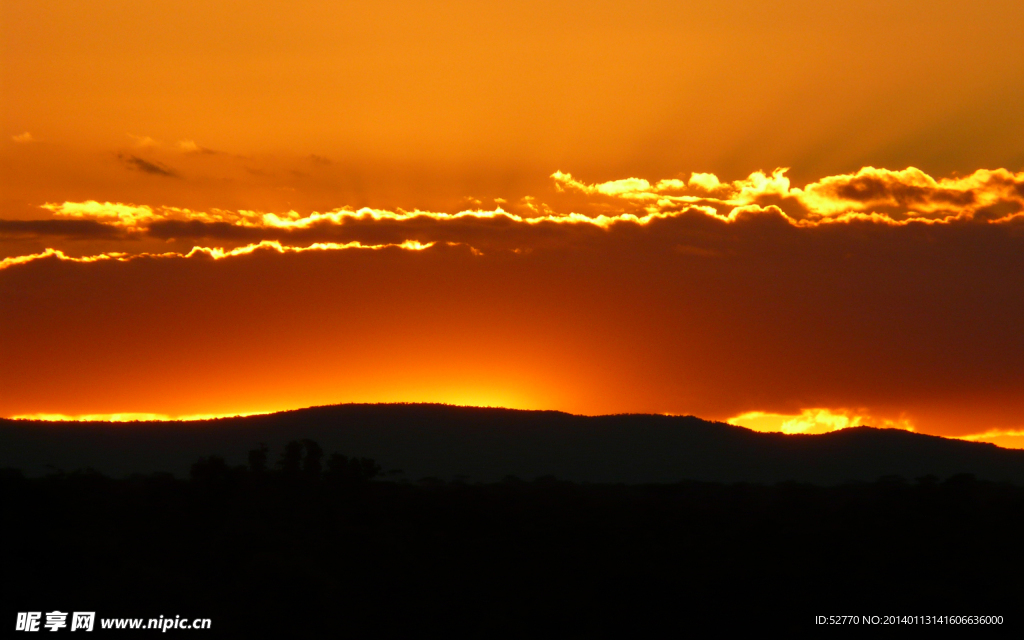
[5,407,1022,634]
[3,403,1023,484]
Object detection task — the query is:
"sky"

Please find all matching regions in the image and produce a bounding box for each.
[3,0,1024,447]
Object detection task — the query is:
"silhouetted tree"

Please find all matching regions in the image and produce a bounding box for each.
[278,441,303,476]
[326,453,347,478]
[326,453,381,483]
[302,439,324,478]
[248,443,269,474]
[190,455,231,486]
[357,457,381,481]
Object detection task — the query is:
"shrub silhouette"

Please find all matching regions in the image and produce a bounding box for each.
[302,439,324,478]
[248,443,269,474]
[278,440,303,476]
[189,454,232,486]
[326,452,381,483]
[199,440,384,485]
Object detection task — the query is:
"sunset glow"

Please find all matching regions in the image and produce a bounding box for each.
[728,409,915,436]
[9,411,271,423]
[3,0,1023,449]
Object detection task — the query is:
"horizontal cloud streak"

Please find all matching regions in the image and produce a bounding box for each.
[554,166,1024,222]
[117,154,180,177]
[0,219,122,238]
[0,239,434,271]
[5,169,1019,268]
[15,166,1021,255]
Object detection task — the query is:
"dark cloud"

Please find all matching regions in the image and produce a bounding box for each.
[147,220,265,241]
[309,155,332,166]
[0,219,122,239]
[117,154,180,178]
[143,214,605,250]
[832,175,976,207]
[747,193,814,220]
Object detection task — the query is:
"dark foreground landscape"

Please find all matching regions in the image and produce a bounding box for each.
[4,405,1023,634]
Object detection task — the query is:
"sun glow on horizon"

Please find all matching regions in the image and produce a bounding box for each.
[955,430,1024,450]
[9,411,273,423]
[725,409,1024,450]
[727,408,915,435]
[8,403,1024,450]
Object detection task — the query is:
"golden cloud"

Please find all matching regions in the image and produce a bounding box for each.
[0,239,434,271]
[555,167,1024,224]
[0,165,1015,272]
[26,167,1024,248]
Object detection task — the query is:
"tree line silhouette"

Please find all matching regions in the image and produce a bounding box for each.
[4,440,1023,636]
[190,439,381,486]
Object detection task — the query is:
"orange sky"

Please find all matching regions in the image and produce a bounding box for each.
[3,1,1024,447]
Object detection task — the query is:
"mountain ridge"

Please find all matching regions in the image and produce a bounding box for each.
[2,402,1021,484]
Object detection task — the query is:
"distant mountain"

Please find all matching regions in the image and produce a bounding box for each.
[3,403,1023,484]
